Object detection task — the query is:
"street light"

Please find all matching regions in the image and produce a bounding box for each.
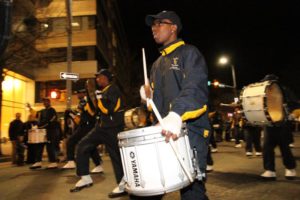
[218,56,237,89]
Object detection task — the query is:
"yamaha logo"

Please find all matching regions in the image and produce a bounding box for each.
[130,152,135,159]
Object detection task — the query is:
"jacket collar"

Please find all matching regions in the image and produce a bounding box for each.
[159,39,185,56]
[101,84,111,92]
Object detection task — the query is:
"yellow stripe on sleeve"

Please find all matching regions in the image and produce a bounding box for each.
[181,105,207,121]
[98,100,108,114]
[114,98,121,112]
[85,103,95,116]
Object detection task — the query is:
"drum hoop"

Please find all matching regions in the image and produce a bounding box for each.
[118,126,186,140]
[263,83,272,124]
[125,180,191,196]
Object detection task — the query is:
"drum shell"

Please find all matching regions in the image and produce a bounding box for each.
[240,81,284,126]
[118,126,195,196]
[28,129,47,144]
[124,107,147,130]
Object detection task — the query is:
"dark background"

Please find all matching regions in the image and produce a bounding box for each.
[117,0,300,97]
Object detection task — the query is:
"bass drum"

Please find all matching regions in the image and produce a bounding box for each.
[240,80,285,126]
[124,107,147,129]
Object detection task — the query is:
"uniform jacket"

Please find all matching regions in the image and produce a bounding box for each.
[96,83,124,128]
[150,39,210,136]
[78,97,96,126]
[38,107,57,130]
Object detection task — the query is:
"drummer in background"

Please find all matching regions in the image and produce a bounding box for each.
[70,69,126,197]
[139,10,211,200]
[231,107,243,148]
[260,74,297,180]
[30,97,59,169]
[62,88,103,173]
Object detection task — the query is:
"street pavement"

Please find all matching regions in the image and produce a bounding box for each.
[0,133,299,200]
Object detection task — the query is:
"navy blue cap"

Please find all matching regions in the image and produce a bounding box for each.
[95,69,113,81]
[145,10,182,33]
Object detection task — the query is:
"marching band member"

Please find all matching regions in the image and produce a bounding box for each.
[70,69,125,196]
[260,74,297,180]
[30,98,59,169]
[62,89,103,173]
[138,10,210,200]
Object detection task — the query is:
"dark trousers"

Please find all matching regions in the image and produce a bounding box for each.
[26,144,36,164]
[224,124,232,141]
[234,126,243,144]
[263,125,296,171]
[35,142,57,162]
[76,125,124,183]
[35,129,58,163]
[207,146,213,166]
[66,123,101,166]
[130,129,209,200]
[12,140,25,165]
[209,125,217,149]
[244,126,262,152]
[215,128,223,142]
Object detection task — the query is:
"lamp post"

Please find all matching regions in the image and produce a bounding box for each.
[218,56,237,97]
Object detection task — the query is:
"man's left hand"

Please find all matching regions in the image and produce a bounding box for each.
[161,112,182,142]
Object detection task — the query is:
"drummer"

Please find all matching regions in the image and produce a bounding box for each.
[70,69,126,197]
[30,97,59,169]
[139,10,211,200]
[62,88,103,173]
[260,74,297,180]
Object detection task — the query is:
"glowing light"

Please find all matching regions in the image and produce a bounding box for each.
[50,91,58,99]
[219,56,229,65]
[213,81,219,87]
[2,79,13,91]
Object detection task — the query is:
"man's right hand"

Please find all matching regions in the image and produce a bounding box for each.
[140,84,152,101]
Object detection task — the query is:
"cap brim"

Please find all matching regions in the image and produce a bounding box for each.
[145,14,162,26]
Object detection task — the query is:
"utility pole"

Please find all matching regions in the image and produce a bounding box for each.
[65,0,72,109]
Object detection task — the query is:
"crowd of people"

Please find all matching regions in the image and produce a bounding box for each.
[6,10,299,200]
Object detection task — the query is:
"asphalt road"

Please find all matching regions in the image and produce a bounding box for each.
[0,133,299,200]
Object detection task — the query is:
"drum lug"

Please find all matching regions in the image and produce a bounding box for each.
[192,148,205,181]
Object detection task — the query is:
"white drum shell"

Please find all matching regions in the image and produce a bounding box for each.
[240,81,284,126]
[28,129,47,144]
[118,126,195,196]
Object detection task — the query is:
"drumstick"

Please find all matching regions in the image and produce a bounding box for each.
[148,99,194,183]
[142,48,149,86]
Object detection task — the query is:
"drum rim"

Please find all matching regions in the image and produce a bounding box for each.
[118,126,162,140]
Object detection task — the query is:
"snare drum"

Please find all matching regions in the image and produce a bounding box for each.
[240,80,285,125]
[118,126,195,196]
[124,107,147,129]
[28,129,47,144]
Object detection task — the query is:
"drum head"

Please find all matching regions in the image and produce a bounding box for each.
[266,83,284,122]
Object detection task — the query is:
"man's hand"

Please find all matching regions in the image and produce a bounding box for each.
[161,112,182,142]
[140,84,153,101]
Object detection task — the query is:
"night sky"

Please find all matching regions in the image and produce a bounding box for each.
[117,0,300,96]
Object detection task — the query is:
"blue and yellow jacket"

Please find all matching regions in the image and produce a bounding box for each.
[150,39,210,136]
[96,84,124,128]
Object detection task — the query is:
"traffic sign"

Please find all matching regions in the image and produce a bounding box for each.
[60,72,79,80]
